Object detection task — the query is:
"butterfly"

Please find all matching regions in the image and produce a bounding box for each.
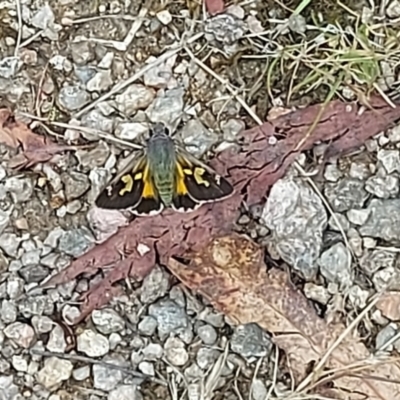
[95,123,234,216]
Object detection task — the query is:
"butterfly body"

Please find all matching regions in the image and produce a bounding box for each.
[146,126,176,207]
[96,123,234,216]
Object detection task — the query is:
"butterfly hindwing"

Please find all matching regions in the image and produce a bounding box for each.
[171,150,234,212]
[95,154,163,216]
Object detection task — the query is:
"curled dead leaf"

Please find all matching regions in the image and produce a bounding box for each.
[168,234,400,400]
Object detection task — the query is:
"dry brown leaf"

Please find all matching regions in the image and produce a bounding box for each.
[45,95,400,321]
[376,292,400,321]
[168,234,400,400]
[0,108,75,169]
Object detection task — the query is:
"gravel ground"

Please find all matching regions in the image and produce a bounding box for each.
[2,0,400,399]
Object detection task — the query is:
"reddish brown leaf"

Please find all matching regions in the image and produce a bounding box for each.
[0,108,75,169]
[204,0,224,15]
[168,234,400,399]
[44,95,400,320]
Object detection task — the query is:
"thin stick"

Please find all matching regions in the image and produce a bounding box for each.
[30,349,167,386]
[14,0,23,56]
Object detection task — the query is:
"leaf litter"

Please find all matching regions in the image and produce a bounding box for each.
[43,95,400,397]
[168,234,400,400]
[0,108,76,169]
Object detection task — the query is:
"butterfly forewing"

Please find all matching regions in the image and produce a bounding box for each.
[171,150,234,211]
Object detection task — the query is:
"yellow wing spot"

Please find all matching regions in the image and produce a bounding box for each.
[142,163,156,198]
[142,180,155,198]
[119,174,134,195]
[183,168,193,175]
[176,162,189,195]
[194,168,210,187]
[134,172,143,180]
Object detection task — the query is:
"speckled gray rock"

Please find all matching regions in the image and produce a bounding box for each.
[58,228,94,257]
[142,343,163,361]
[318,242,352,288]
[204,13,245,48]
[359,199,400,241]
[93,357,127,391]
[71,41,93,65]
[164,337,188,366]
[86,69,113,92]
[4,322,35,348]
[251,379,268,400]
[58,85,89,111]
[377,149,400,173]
[148,299,189,338]
[373,267,400,291]
[324,178,368,212]
[140,265,169,304]
[91,309,125,335]
[81,109,114,135]
[146,87,184,129]
[108,385,142,400]
[37,357,73,389]
[261,177,327,279]
[231,324,272,359]
[360,249,397,275]
[1,300,17,324]
[4,177,33,203]
[77,329,109,357]
[197,324,217,345]
[115,122,149,141]
[0,233,21,257]
[365,175,399,199]
[62,171,90,201]
[115,84,155,116]
[179,119,219,158]
[0,375,23,400]
[138,316,157,336]
[46,324,67,352]
[31,4,60,41]
[196,347,220,369]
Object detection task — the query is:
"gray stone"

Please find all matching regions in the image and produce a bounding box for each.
[324,178,368,212]
[365,175,399,199]
[4,177,33,203]
[148,299,189,338]
[37,357,73,389]
[108,385,142,400]
[318,243,352,288]
[115,84,155,116]
[58,228,94,257]
[140,265,169,304]
[231,323,272,359]
[91,309,125,335]
[93,357,126,391]
[197,324,217,345]
[62,171,90,201]
[146,87,184,129]
[360,249,396,275]
[164,337,188,366]
[87,69,113,92]
[262,177,327,279]
[179,119,219,158]
[359,199,400,241]
[58,85,89,111]
[377,149,400,173]
[77,329,109,357]
[4,322,35,348]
